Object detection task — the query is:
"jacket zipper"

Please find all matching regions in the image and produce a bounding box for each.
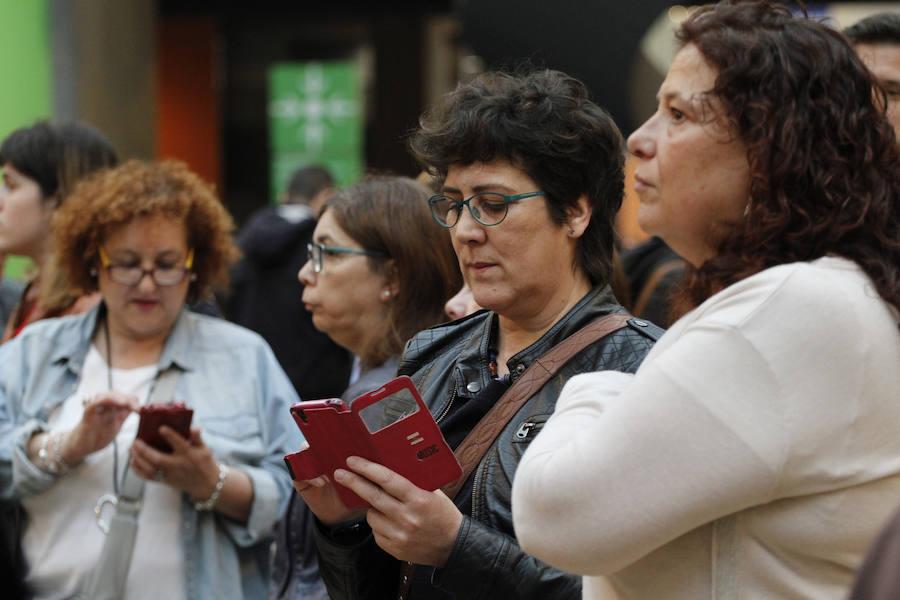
[435,371,458,424]
[515,421,536,440]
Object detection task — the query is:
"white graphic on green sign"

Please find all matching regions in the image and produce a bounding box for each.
[268,61,363,201]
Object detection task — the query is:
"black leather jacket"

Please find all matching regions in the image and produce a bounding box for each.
[315,286,662,599]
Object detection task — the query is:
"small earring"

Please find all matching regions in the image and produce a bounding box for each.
[382,290,391,300]
[190,273,198,282]
[90,269,98,277]
[567,227,575,236]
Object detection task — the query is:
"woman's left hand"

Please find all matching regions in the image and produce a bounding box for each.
[129,426,219,500]
[334,456,463,567]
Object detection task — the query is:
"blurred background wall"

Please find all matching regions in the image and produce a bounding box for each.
[1,0,897,278]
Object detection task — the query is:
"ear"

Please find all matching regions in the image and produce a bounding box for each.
[565,194,593,237]
[43,192,61,213]
[379,260,400,302]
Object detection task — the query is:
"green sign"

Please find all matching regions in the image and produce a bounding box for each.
[0,0,51,281]
[268,61,363,202]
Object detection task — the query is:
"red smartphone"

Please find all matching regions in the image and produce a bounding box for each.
[284,376,462,508]
[136,403,193,453]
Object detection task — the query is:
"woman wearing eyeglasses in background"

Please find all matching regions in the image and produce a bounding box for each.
[294,70,661,600]
[267,175,461,600]
[0,160,301,600]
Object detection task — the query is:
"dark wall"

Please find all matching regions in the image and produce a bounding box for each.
[159,1,451,225]
[459,0,673,134]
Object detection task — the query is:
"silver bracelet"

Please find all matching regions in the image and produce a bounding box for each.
[194,463,228,511]
[52,431,73,474]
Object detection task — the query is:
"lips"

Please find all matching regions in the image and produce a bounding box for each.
[633,174,654,190]
[131,299,159,311]
[466,261,497,276]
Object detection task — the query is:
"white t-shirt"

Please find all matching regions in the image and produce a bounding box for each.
[23,345,186,600]
[513,257,900,599]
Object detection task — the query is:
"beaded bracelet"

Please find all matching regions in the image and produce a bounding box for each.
[194,463,229,511]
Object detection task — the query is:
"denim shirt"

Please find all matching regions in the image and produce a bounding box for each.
[0,304,304,600]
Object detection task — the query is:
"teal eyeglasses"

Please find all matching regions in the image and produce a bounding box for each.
[427,191,545,228]
[307,242,387,273]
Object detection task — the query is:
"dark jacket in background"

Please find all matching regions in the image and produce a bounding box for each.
[226,206,352,400]
[849,504,900,600]
[314,286,662,600]
[620,236,685,328]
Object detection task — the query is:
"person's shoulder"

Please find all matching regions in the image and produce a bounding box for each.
[400,309,489,369]
[186,311,270,349]
[722,257,872,311]
[1,309,95,365]
[687,257,889,340]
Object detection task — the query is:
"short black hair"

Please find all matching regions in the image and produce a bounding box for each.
[845,12,900,45]
[408,69,625,285]
[0,121,60,197]
[0,120,118,202]
[285,164,334,204]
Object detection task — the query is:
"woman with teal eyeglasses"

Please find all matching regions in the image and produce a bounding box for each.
[294,69,661,600]
[269,175,461,600]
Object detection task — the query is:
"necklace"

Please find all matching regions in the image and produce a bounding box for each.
[94,317,125,532]
[106,319,124,496]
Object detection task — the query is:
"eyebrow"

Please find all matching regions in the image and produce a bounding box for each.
[442,183,517,195]
[657,90,684,103]
[108,249,183,260]
[314,234,338,245]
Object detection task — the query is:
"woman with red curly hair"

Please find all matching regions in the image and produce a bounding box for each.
[513,2,900,598]
[0,160,301,599]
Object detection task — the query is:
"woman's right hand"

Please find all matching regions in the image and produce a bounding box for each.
[62,392,140,463]
[294,474,366,525]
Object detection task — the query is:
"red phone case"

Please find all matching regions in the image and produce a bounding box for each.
[136,403,194,453]
[284,376,462,508]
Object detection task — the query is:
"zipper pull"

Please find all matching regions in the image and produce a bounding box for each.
[515,421,536,440]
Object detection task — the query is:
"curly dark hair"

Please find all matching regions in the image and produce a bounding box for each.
[51,160,240,304]
[408,69,625,285]
[323,175,462,366]
[670,0,900,316]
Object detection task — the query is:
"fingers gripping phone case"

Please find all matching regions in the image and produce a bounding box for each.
[136,403,193,453]
[284,376,462,508]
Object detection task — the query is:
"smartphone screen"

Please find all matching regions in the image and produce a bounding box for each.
[357,387,420,434]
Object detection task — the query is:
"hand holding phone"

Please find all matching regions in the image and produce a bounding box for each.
[284,376,462,508]
[136,402,193,453]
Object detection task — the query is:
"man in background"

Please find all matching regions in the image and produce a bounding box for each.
[846,12,900,138]
[226,165,352,400]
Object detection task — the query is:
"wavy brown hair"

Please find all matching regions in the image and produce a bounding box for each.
[669,1,900,317]
[323,176,462,367]
[51,160,240,304]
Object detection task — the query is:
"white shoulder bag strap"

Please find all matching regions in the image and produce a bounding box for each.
[83,367,182,600]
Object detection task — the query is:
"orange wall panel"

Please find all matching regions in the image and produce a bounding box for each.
[156,17,220,190]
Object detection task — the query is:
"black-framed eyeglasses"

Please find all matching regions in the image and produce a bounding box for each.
[98,246,195,286]
[306,242,388,274]
[427,191,545,228]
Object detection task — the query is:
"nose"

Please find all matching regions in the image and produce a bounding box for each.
[444,295,465,320]
[451,202,486,246]
[298,259,315,286]
[627,115,656,160]
[136,269,158,291]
